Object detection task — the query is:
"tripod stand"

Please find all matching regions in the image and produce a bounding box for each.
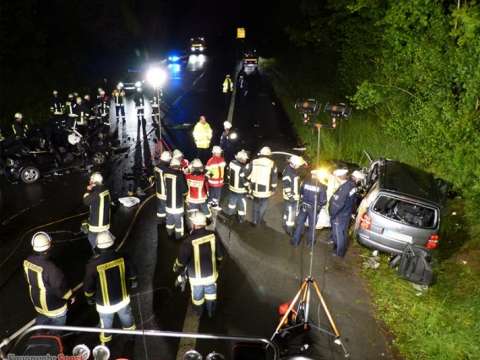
[271,175,350,358]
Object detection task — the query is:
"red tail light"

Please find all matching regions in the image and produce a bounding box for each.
[426,234,440,249]
[360,213,372,230]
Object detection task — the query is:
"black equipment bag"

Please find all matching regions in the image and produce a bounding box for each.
[396,244,434,286]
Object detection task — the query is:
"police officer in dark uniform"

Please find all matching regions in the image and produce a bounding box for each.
[83,231,137,344]
[173,212,224,317]
[223,150,251,223]
[291,170,327,247]
[282,155,306,236]
[153,151,172,226]
[164,157,188,239]
[23,232,74,325]
[329,169,364,257]
[83,172,111,250]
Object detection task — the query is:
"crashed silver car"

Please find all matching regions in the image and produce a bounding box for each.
[354,159,442,254]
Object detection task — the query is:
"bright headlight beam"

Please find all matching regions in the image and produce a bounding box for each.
[146,67,168,88]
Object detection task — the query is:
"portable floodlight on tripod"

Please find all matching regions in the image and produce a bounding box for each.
[271,175,350,358]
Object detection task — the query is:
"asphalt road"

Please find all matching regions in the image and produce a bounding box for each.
[0,47,397,360]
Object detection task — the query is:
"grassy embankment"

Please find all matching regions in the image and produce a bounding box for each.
[261,55,480,360]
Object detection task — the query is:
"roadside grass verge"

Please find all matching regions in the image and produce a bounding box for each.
[261,55,480,360]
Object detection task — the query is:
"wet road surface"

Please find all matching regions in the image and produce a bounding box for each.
[0,48,396,359]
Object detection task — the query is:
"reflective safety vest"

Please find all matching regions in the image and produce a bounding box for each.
[83,249,137,314]
[222,77,233,93]
[113,92,125,105]
[174,228,224,286]
[186,173,209,204]
[23,254,72,317]
[227,160,250,194]
[206,156,226,187]
[83,185,111,232]
[248,156,278,198]
[164,167,188,213]
[282,165,301,201]
[154,163,169,200]
[192,122,212,149]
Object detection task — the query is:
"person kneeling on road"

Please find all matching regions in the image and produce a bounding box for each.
[83,231,137,344]
[23,232,74,326]
[173,211,224,318]
[164,157,188,240]
[291,170,327,247]
[185,158,212,220]
[329,169,364,257]
[83,172,111,251]
[223,150,251,223]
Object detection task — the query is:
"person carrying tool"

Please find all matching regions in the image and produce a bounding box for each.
[83,231,137,344]
[282,155,306,236]
[291,170,328,247]
[206,146,226,210]
[83,172,111,250]
[23,232,74,326]
[173,211,224,317]
[223,150,251,223]
[248,146,278,226]
[164,157,188,240]
[153,151,172,226]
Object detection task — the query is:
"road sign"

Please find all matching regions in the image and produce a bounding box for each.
[237,27,246,39]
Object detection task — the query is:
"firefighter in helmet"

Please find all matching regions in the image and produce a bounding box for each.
[153,151,172,226]
[83,172,111,250]
[282,155,306,236]
[23,232,74,325]
[248,146,278,226]
[223,150,251,223]
[205,145,226,209]
[185,158,211,220]
[83,231,137,344]
[173,211,224,317]
[164,157,188,240]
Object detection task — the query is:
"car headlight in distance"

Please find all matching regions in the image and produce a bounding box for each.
[168,55,180,62]
[199,46,204,51]
[135,81,142,88]
[191,46,195,52]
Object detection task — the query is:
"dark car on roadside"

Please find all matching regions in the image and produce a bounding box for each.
[354,159,442,254]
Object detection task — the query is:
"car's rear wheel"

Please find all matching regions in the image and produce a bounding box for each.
[92,152,106,166]
[20,166,40,183]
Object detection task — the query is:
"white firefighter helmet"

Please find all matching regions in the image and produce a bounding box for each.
[333,168,348,177]
[212,145,223,154]
[89,172,103,185]
[32,232,52,252]
[259,146,272,156]
[160,151,172,163]
[14,112,23,120]
[96,231,115,249]
[223,121,232,130]
[352,170,366,181]
[235,149,249,162]
[289,155,306,169]
[52,90,58,95]
[117,82,124,90]
[170,157,181,168]
[172,149,184,159]
[191,158,203,170]
[190,211,207,227]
